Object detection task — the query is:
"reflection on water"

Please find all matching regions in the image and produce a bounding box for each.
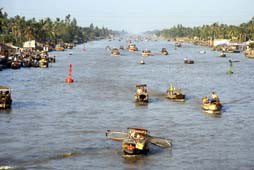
[1,40,254,169]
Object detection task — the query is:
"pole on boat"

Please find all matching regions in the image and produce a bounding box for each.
[227,60,234,74]
[65,64,74,83]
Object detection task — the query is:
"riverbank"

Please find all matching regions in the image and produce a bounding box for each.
[168,37,254,56]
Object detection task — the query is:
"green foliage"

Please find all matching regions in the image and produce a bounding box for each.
[0,9,112,46]
[158,18,254,42]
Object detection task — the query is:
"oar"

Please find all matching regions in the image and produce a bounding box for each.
[149,136,172,148]
[105,130,128,142]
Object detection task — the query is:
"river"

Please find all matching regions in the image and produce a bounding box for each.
[1,39,254,170]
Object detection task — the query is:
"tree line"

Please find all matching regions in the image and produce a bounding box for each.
[156,17,254,42]
[0,9,113,46]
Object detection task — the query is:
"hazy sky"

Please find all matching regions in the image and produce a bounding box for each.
[1,0,253,33]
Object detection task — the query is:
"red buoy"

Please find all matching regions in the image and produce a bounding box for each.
[65,64,74,83]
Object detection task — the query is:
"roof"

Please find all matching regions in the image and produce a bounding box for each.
[112,48,119,50]
[128,128,149,133]
[23,40,36,48]
[143,50,151,52]
[136,84,147,87]
[0,86,11,91]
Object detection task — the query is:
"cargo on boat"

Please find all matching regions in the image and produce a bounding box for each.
[226,45,241,53]
[106,128,172,155]
[161,48,168,55]
[166,85,185,101]
[111,48,120,56]
[128,44,138,52]
[142,50,152,57]
[134,84,149,103]
[0,86,12,109]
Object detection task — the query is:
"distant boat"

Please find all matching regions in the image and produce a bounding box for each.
[142,50,152,57]
[140,60,145,64]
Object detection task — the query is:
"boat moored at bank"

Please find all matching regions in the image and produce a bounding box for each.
[0,86,12,109]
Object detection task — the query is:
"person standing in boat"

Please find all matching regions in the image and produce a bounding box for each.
[211,92,219,103]
[169,84,174,95]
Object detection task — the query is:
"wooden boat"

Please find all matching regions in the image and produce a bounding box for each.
[220,52,226,57]
[244,50,254,59]
[175,43,182,47]
[55,44,65,51]
[111,48,120,56]
[22,58,32,67]
[142,50,152,57]
[202,96,222,114]
[128,44,138,52]
[161,48,168,55]
[55,47,64,51]
[166,86,185,102]
[184,58,194,64]
[0,55,7,64]
[227,69,234,74]
[140,60,145,64]
[106,128,172,155]
[0,86,12,109]
[11,61,21,69]
[65,43,74,49]
[134,84,149,103]
[247,55,254,59]
[48,56,56,63]
[31,60,39,67]
[122,128,150,155]
[226,46,241,53]
[39,58,48,68]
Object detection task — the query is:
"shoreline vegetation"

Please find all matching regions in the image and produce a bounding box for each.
[0,9,116,72]
[156,17,254,43]
[150,17,254,57]
[0,9,113,47]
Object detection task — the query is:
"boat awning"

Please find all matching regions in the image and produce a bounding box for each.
[0,86,11,92]
[136,84,147,87]
[23,40,36,48]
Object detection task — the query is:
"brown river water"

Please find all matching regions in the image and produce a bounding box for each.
[0,39,254,170]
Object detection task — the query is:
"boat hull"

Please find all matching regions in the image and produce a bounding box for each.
[202,103,222,114]
[122,138,149,155]
[142,53,151,57]
[135,93,149,103]
[184,60,194,64]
